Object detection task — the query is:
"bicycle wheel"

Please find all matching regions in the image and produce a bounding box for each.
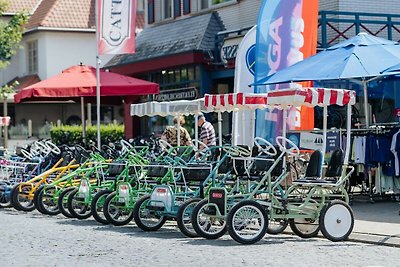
[0,182,12,208]
[133,195,166,231]
[10,183,35,212]
[267,218,288,235]
[176,198,201,238]
[67,188,92,220]
[319,200,354,242]
[91,189,112,224]
[103,191,134,226]
[227,200,268,244]
[57,187,76,218]
[191,199,227,239]
[289,217,319,238]
[37,185,61,215]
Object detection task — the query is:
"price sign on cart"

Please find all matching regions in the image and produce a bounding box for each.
[0,117,10,126]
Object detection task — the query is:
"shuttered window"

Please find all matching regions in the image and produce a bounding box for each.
[174,0,181,17]
[148,0,155,24]
[183,0,190,14]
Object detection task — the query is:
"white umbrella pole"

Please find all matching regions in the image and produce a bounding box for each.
[218,112,222,146]
[344,104,351,165]
[322,105,328,163]
[95,0,101,149]
[177,117,181,147]
[195,114,198,145]
[81,97,86,143]
[363,80,369,128]
[250,110,255,145]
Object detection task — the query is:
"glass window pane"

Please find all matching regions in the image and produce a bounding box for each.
[181,68,188,81]
[188,67,194,81]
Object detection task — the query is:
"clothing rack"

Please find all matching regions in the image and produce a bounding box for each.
[346,125,400,203]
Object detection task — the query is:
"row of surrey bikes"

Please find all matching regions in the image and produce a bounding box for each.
[0,135,355,244]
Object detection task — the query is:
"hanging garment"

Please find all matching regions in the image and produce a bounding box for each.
[390,129,400,176]
[354,136,366,164]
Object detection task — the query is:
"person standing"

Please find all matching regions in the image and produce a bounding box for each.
[198,114,216,148]
[161,116,192,146]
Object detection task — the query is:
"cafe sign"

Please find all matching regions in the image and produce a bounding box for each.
[154,87,198,102]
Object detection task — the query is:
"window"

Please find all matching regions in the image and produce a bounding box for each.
[162,0,173,19]
[137,0,145,11]
[199,0,234,10]
[183,0,190,14]
[27,40,38,74]
[148,0,155,24]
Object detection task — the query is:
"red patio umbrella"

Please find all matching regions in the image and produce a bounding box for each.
[14,64,159,141]
[14,65,159,103]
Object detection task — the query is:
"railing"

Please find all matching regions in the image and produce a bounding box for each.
[212,11,400,64]
[318,11,400,49]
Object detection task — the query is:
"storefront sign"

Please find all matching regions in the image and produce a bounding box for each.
[221,36,243,63]
[154,87,197,102]
[287,132,339,152]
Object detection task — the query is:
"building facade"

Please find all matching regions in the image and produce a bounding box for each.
[1,0,146,142]
[107,0,400,138]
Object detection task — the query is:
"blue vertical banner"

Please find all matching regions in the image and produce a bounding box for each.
[254,0,319,141]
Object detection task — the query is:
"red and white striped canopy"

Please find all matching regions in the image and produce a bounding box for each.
[204,87,356,111]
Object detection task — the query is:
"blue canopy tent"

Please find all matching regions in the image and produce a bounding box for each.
[255,33,400,127]
[382,63,400,75]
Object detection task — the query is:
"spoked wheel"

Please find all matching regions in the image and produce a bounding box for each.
[11,183,35,212]
[133,195,167,231]
[104,191,134,226]
[191,199,227,239]
[37,185,61,215]
[0,182,12,208]
[267,218,288,235]
[33,186,47,214]
[67,189,92,220]
[319,200,354,242]
[91,189,112,225]
[57,187,76,218]
[289,217,320,238]
[227,200,268,244]
[176,198,201,238]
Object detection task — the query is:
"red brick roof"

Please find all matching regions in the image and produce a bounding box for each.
[26,0,95,30]
[7,0,40,14]
[9,0,144,31]
[8,75,41,91]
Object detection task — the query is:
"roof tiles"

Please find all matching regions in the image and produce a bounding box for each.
[7,0,40,14]
[106,12,226,68]
[25,0,95,30]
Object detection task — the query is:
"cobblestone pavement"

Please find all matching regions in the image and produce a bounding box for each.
[0,208,398,267]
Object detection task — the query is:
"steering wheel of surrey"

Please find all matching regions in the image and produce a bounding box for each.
[45,140,61,155]
[31,141,49,156]
[120,139,134,154]
[191,139,211,158]
[158,139,177,156]
[223,145,251,157]
[275,136,300,157]
[254,137,277,156]
[20,148,33,160]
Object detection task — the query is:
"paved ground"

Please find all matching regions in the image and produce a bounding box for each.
[0,206,399,267]
[350,200,400,246]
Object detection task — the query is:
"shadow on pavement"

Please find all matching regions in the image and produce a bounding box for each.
[351,200,400,224]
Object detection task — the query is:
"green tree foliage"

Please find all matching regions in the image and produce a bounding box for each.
[0,0,28,69]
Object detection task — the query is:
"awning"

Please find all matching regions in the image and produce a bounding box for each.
[204,88,356,111]
[14,65,159,103]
